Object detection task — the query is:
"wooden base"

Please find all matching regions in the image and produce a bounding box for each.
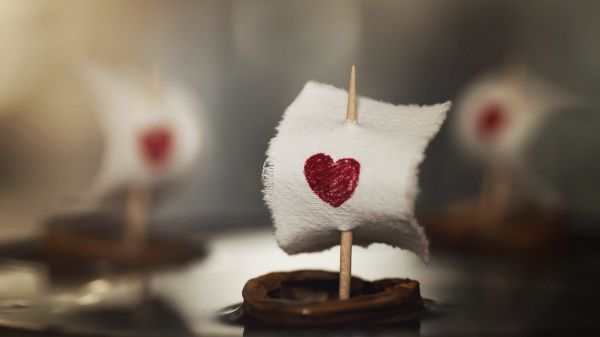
[241,270,424,328]
[423,199,566,256]
[42,212,205,269]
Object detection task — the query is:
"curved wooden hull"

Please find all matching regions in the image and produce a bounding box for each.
[242,270,424,328]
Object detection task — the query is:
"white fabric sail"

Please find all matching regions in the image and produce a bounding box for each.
[83,67,201,198]
[454,71,575,168]
[263,81,450,261]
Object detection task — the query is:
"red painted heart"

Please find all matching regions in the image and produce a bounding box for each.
[304,153,360,208]
[139,127,173,167]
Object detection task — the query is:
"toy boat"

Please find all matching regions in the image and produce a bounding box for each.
[241,66,450,327]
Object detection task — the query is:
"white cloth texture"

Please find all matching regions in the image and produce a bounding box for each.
[263,81,450,261]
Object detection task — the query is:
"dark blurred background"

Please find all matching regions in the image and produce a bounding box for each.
[0,0,599,237]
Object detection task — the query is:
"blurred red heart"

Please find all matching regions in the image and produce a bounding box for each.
[477,102,506,139]
[140,127,173,167]
[304,153,360,207]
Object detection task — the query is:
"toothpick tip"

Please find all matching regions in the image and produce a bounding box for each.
[346,65,357,123]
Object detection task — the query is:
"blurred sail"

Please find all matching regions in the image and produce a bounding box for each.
[83,67,201,199]
[454,69,576,169]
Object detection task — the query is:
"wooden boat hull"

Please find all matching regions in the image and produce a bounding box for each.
[42,212,205,270]
[423,199,567,257]
[241,270,424,328]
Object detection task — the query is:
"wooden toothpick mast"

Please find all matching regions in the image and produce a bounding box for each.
[122,69,164,254]
[476,65,523,226]
[124,187,152,253]
[339,65,356,300]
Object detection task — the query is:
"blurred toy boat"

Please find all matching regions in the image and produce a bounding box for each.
[241,67,449,327]
[425,65,575,255]
[43,66,204,268]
